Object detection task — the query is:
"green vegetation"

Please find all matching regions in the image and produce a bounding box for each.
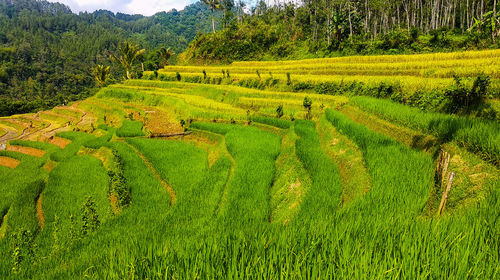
[181,1,500,63]
[252,116,292,129]
[221,125,281,227]
[294,120,342,222]
[0,75,498,278]
[0,10,499,276]
[50,132,97,162]
[350,96,500,165]
[0,0,219,116]
[116,120,144,137]
[43,155,111,241]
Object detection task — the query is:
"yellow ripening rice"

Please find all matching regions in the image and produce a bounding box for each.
[161,49,500,81]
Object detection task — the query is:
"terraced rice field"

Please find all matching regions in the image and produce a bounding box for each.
[0,51,498,279]
[158,49,500,93]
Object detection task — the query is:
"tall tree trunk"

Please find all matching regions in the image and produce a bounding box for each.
[404,0,410,32]
[348,2,353,40]
[494,0,497,42]
[211,9,216,33]
[365,0,369,33]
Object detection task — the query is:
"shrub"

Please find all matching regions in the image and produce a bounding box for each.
[444,74,491,114]
[276,104,284,119]
[81,196,100,236]
[315,82,338,95]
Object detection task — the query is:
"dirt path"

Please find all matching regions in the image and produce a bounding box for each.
[36,193,45,228]
[0,125,25,144]
[213,138,235,217]
[317,117,371,206]
[339,105,439,153]
[127,143,177,205]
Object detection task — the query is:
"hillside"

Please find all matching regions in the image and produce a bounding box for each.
[0,0,219,116]
[0,50,499,278]
[180,0,500,63]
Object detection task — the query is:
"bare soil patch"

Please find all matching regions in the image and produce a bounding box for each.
[0,156,20,168]
[144,108,183,135]
[36,194,45,228]
[48,136,71,149]
[7,145,46,157]
[43,160,58,172]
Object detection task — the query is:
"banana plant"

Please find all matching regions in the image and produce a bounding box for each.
[468,11,500,41]
[108,42,145,80]
[157,47,175,68]
[92,65,110,87]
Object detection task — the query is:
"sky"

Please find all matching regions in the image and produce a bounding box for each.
[46,0,198,16]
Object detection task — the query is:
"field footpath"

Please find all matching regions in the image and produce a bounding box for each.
[212,136,235,218]
[0,121,26,144]
[269,125,312,224]
[36,193,44,228]
[339,105,439,153]
[317,117,371,206]
[126,143,177,205]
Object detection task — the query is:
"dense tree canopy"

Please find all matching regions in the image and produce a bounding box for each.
[1,0,499,115]
[181,0,500,63]
[0,0,219,116]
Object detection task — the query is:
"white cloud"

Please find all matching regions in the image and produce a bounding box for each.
[47,0,193,16]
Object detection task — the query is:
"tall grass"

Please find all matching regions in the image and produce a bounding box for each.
[222,125,281,227]
[190,122,237,135]
[50,132,97,162]
[116,120,144,137]
[252,116,292,129]
[84,126,116,149]
[1,57,498,278]
[41,155,111,244]
[325,109,433,217]
[192,122,281,227]
[1,116,497,279]
[293,120,343,223]
[351,96,500,165]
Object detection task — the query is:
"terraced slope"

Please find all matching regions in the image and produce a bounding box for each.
[0,53,498,278]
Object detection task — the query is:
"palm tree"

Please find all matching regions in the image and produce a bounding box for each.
[92,65,110,87]
[157,47,175,68]
[201,0,222,33]
[108,42,145,79]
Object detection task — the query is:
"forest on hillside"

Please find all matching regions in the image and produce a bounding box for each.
[183,0,500,62]
[0,0,218,116]
[1,0,499,116]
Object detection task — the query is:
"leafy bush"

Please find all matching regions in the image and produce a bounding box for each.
[443,74,491,114]
[314,82,339,95]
